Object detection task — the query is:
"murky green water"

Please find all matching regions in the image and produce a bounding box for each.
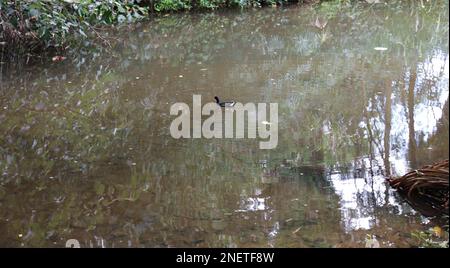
[0,2,449,247]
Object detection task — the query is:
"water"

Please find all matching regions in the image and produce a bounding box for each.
[0,2,448,247]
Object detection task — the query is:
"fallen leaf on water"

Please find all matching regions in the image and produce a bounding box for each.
[433,226,443,237]
[52,55,66,62]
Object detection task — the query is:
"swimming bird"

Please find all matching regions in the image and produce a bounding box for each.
[214,96,235,107]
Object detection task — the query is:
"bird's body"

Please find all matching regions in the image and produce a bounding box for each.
[214,96,235,107]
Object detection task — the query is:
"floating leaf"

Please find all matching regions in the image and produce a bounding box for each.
[433,226,443,237]
[52,56,66,62]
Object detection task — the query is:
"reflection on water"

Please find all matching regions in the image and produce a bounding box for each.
[0,1,448,247]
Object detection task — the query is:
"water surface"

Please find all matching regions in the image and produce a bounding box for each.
[0,2,448,247]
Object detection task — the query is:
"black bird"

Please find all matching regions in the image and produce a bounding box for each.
[214,96,235,107]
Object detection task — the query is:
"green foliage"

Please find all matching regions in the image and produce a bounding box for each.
[78,0,148,24]
[198,0,223,9]
[411,216,449,248]
[0,0,149,53]
[0,0,335,57]
[411,228,449,248]
[154,0,191,12]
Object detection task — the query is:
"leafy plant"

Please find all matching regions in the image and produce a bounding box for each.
[0,0,149,55]
[154,0,191,12]
[411,227,449,248]
[199,0,221,9]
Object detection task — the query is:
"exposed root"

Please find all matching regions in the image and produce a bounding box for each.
[388,159,449,217]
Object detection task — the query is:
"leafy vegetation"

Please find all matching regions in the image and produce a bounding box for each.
[0,0,325,58]
[0,0,149,59]
[155,0,193,12]
[411,221,449,248]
